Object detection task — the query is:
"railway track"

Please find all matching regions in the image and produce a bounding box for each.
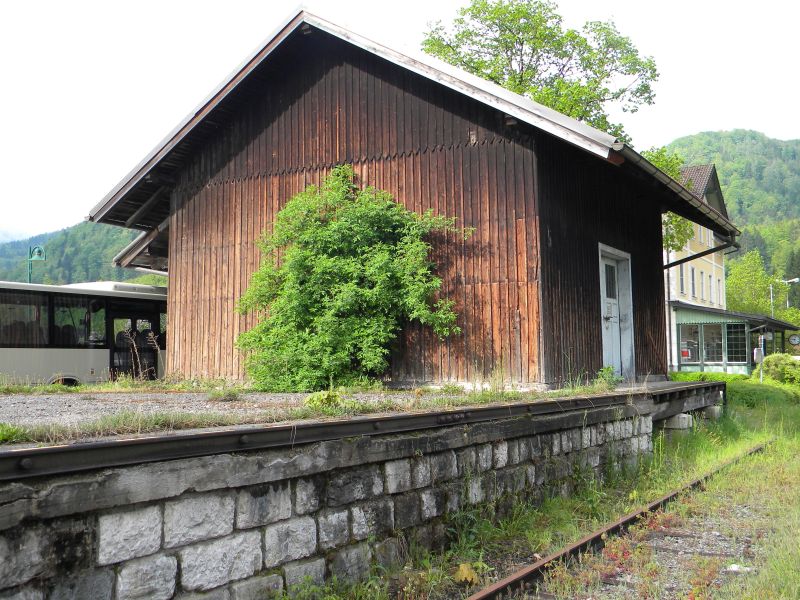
[468,440,772,600]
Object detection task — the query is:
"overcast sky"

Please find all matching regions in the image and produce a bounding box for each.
[1,0,796,241]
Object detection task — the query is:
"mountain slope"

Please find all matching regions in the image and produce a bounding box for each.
[668,129,800,226]
[0,222,138,284]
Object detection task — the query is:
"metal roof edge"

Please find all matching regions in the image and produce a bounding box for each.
[88,7,618,226]
[88,5,308,223]
[616,145,740,237]
[669,300,799,330]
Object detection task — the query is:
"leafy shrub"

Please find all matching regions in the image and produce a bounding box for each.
[727,380,800,408]
[592,366,623,391]
[238,165,467,391]
[669,371,749,384]
[304,390,366,415]
[754,353,800,384]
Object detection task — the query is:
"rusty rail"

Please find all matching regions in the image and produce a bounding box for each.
[468,439,772,600]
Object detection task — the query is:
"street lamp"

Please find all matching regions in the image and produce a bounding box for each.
[27,245,46,284]
[770,277,800,317]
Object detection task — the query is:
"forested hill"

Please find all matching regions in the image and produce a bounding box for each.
[668,130,800,226]
[0,222,138,284]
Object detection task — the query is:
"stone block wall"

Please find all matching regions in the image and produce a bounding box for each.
[0,407,653,599]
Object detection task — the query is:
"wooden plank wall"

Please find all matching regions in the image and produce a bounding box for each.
[166,30,542,384]
[535,133,667,385]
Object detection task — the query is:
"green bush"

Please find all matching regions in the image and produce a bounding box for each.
[237,166,466,391]
[754,353,800,384]
[668,371,749,383]
[727,380,800,408]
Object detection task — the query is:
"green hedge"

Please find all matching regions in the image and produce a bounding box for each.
[727,380,800,408]
[668,371,749,383]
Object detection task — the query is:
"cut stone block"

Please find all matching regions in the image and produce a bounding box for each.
[164,493,234,548]
[663,413,693,430]
[97,505,161,565]
[262,517,317,568]
[701,405,723,420]
[179,531,262,591]
[116,555,176,600]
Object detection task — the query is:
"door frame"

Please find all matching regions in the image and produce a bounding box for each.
[598,243,635,380]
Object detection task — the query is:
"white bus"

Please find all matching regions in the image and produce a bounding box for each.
[0,280,167,385]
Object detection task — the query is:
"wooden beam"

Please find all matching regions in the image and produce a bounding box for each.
[125,186,167,228]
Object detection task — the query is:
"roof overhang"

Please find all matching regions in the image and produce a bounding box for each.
[670,300,799,331]
[88,8,740,270]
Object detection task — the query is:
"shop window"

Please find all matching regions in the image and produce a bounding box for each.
[679,324,700,363]
[703,324,723,362]
[726,324,747,362]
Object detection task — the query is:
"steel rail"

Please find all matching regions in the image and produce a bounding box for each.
[467,438,772,600]
[0,381,723,483]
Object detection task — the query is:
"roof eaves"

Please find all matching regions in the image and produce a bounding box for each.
[616,146,739,237]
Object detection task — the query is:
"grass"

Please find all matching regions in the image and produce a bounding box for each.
[0,375,639,446]
[263,379,798,599]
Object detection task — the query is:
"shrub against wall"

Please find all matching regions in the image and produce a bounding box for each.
[238,165,465,391]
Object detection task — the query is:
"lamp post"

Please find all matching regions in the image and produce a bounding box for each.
[27,245,46,283]
[769,277,799,317]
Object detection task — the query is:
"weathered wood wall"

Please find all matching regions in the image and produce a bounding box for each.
[536,133,667,384]
[167,30,542,384]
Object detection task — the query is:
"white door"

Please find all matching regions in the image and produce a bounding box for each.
[600,257,622,374]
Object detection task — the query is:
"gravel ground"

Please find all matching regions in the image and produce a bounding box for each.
[0,390,429,428]
[520,493,768,599]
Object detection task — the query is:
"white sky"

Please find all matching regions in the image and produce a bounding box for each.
[1,0,796,240]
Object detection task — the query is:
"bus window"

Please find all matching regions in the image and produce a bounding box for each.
[0,291,49,347]
[54,296,89,347]
[88,300,106,346]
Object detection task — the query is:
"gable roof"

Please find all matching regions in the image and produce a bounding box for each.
[680,164,729,219]
[681,165,715,197]
[87,8,739,243]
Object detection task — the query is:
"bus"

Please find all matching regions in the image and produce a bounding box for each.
[0,280,167,385]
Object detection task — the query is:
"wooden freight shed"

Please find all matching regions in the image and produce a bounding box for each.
[88,10,738,387]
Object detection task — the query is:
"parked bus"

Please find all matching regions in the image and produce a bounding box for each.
[0,280,167,384]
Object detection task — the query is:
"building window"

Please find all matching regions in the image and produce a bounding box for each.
[698,225,704,244]
[691,267,696,297]
[709,274,713,304]
[700,270,705,300]
[679,264,685,294]
[703,324,723,362]
[718,279,723,306]
[726,324,747,362]
[679,324,700,363]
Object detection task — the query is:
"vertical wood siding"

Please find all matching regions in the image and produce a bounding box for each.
[167,30,541,384]
[535,133,667,385]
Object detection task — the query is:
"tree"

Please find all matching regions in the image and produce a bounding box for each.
[726,250,787,317]
[237,166,464,391]
[641,146,694,252]
[422,0,658,140]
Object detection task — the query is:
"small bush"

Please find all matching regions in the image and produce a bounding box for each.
[727,381,800,408]
[304,390,367,416]
[237,165,467,392]
[754,353,800,384]
[669,371,749,384]
[0,423,30,444]
[592,366,623,391]
[207,388,241,402]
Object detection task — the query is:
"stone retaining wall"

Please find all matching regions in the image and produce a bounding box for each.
[1,406,654,599]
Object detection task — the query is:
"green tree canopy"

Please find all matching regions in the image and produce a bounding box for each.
[237,165,464,391]
[727,250,788,317]
[641,146,694,253]
[422,0,658,140]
